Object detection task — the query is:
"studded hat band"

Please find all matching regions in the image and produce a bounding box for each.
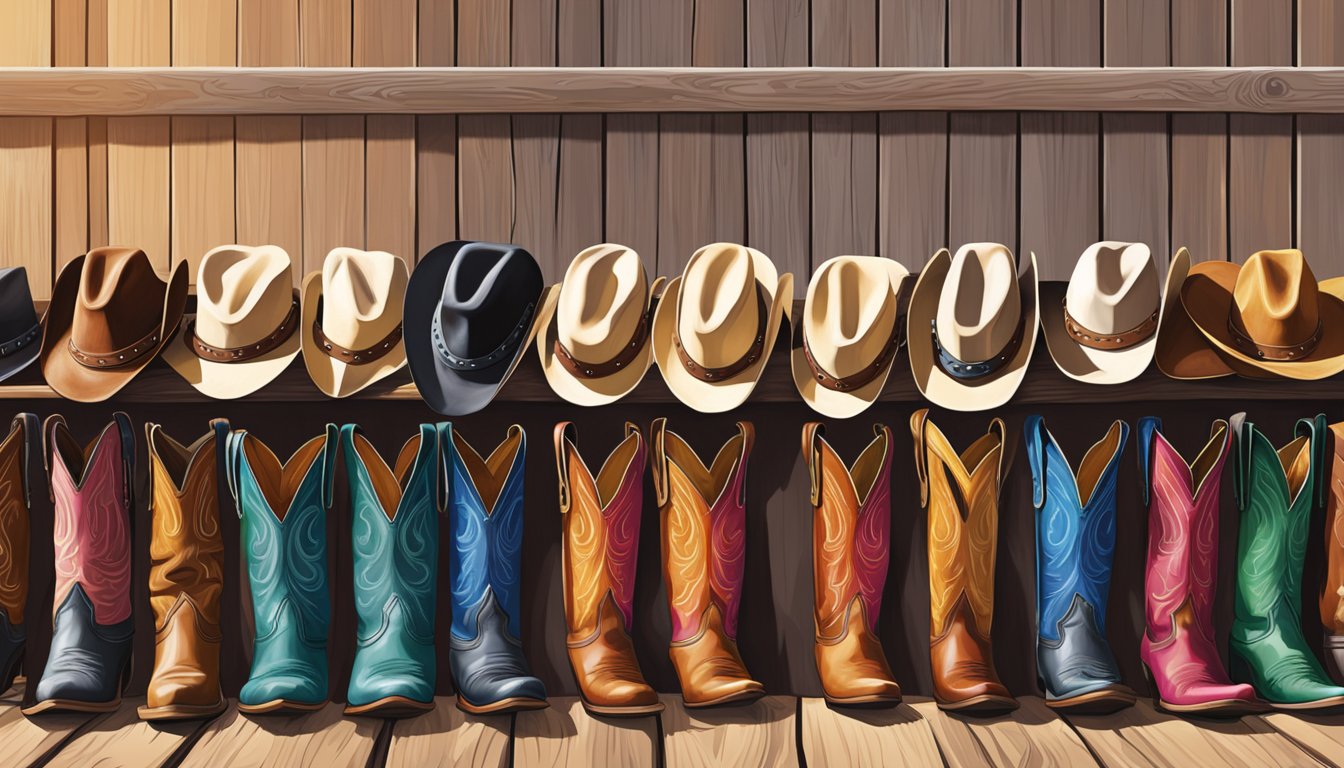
[673,287,769,383]
[802,321,900,393]
[69,325,162,370]
[553,305,652,380]
[0,322,39,358]
[1227,316,1322,361]
[932,314,1024,381]
[432,302,536,372]
[313,316,403,366]
[188,292,300,363]
[1063,300,1158,351]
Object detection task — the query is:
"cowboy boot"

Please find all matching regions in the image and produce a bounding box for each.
[1320,422,1344,681]
[446,425,547,715]
[0,414,35,695]
[1137,417,1264,715]
[342,423,442,718]
[138,421,228,721]
[650,418,764,708]
[1025,416,1135,714]
[555,422,661,717]
[226,425,337,715]
[1229,413,1344,710]
[804,422,901,707]
[25,413,135,715]
[911,409,1016,714]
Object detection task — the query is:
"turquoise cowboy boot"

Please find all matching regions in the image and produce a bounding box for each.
[226,425,337,715]
[1229,413,1344,709]
[342,423,443,717]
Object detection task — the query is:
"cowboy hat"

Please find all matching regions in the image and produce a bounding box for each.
[41,247,189,402]
[1180,248,1344,380]
[651,243,793,414]
[790,255,909,418]
[404,241,545,416]
[535,243,665,406]
[300,248,409,398]
[1154,247,1234,380]
[906,243,1038,412]
[162,245,301,399]
[0,267,42,383]
[1039,241,1160,384]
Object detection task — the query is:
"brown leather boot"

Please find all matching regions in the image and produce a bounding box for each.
[137,421,227,721]
[805,422,901,707]
[1323,422,1344,680]
[651,418,764,708]
[0,415,34,694]
[556,422,662,716]
[911,409,1017,714]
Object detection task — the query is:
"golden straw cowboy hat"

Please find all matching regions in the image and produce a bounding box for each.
[300,248,409,398]
[163,244,301,399]
[790,255,909,418]
[652,243,792,413]
[1039,241,1161,384]
[1154,247,1234,380]
[906,243,1039,412]
[1179,248,1344,380]
[535,243,665,406]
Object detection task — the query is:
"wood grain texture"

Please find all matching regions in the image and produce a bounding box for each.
[1071,701,1308,768]
[0,705,96,768]
[416,115,457,258]
[43,699,205,768]
[1230,0,1292,261]
[659,113,746,275]
[553,0,603,271]
[457,0,514,248]
[384,698,510,768]
[881,112,947,270]
[661,695,797,768]
[906,699,993,768]
[358,0,415,265]
[0,1,52,300]
[178,703,382,768]
[799,698,943,767]
[1260,711,1344,766]
[1171,0,1227,263]
[513,697,657,768]
[301,0,360,275]
[510,0,563,276]
[605,115,658,273]
[54,0,86,279]
[1298,0,1344,274]
[963,696,1098,766]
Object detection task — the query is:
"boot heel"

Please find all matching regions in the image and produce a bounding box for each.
[1228,648,1253,686]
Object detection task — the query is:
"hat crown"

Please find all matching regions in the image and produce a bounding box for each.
[677,244,765,369]
[1065,241,1159,333]
[71,247,168,353]
[437,242,543,359]
[320,248,408,349]
[936,243,1020,363]
[0,267,38,332]
[1231,249,1319,346]
[196,245,294,347]
[556,244,648,361]
[804,256,899,377]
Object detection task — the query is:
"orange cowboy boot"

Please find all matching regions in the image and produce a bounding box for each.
[1321,421,1344,681]
[911,409,1017,714]
[0,415,36,695]
[139,421,227,721]
[650,418,764,708]
[804,422,901,707]
[555,422,662,716]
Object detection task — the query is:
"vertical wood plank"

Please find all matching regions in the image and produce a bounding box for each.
[54,0,86,278]
[1170,0,1227,263]
[357,0,416,264]
[555,0,604,267]
[417,0,455,258]
[88,0,109,251]
[1298,0,1344,275]
[1230,0,1292,262]
[0,0,52,298]
[457,0,514,244]
[511,0,563,276]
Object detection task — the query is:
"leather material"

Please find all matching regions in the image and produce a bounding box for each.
[805,422,900,703]
[1229,413,1344,706]
[35,584,133,705]
[447,425,546,709]
[0,415,33,691]
[1038,595,1124,700]
[342,423,441,709]
[1321,423,1344,661]
[226,426,336,709]
[556,422,657,711]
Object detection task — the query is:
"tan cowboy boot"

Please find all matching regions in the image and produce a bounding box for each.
[911,409,1017,714]
[0,415,35,694]
[804,422,901,707]
[556,422,662,716]
[138,421,227,721]
[1323,422,1344,680]
[651,418,764,708]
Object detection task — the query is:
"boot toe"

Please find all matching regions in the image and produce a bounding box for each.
[826,676,902,702]
[240,673,325,707]
[588,676,659,708]
[147,673,217,709]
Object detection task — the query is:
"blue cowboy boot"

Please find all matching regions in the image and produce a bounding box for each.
[447,424,547,714]
[226,425,337,715]
[0,414,36,695]
[342,423,444,717]
[1025,416,1136,714]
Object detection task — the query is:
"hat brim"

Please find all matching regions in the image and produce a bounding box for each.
[1038,281,1156,385]
[652,273,793,414]
[300,271,408,398]
[906,249,1039,412]
[0,338,39,384]
[1153,248,1233,380]
[1181,261,1344,380]
[162,313,302,400]
[535,284,658,407]
[40,256,190,403]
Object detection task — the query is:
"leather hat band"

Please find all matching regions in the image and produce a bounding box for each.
[188,292,300,363]
[1228,316,1322,361]
[313,317,404,366]
[1063,299,1158,350]
[0,322,39,358]
[802,322,900,392]
[932,315,1024,380]
[673,287,768,382]
[553,305,652,380]
[69,325,161,369]
[432,301,536,371]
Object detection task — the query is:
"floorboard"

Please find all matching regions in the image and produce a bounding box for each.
[0,706,98,767]
[798,697,943,766]
[957,696,1099,767]
[383,696,511,768]
[1259,711,1344,766]
[42,698,208,768]
[175,701,382,768]
[906,698,994,768]
[660,694,797,768]
[513,696,659,768]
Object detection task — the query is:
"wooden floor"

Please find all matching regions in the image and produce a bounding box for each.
[5,683,1344,767]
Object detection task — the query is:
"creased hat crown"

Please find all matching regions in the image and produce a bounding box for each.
[436,243,543,360]
[1231,249,1318,348]
[321,248,407,349]
[1065,242,1159,335]
[935,243,1020,363]
[557,244,647,362]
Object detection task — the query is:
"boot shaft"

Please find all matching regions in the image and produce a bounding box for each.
[0,414,35,625]
[1322,422,1344,633]
[147,422,226,630]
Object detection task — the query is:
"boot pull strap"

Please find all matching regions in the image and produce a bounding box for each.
[112,411,135,514]
[438,422,455,516]
[10,413,37,510]
[735,421,754,507]
[650,418,670,507]
[1229,412,1251,513]
[802,422,824,507]
[910,408,930,507]
[144,422,161,513]
[989,416,1009,492]
[321,423,339,510]
[338,423,362,493]
[224,429,245,518]
[1136,416,1161,508]
[1024,415,1046,510]
[210,418,230,514]
[41,413,66,503]
[1299,413,1330,510]
[554,421,576,515]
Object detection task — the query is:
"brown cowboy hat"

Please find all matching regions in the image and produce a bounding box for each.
[1154,247,1234,380]
[41,247,189,402]
[1180,248,1344,380]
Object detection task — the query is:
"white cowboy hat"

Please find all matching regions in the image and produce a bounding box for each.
[790,255,909,418]
[535,243,666,406]
[163,244,301,399]
[907,243,1039,412]
[1039,241,1160,384]
[300,248,409,398]
[651,243,792,413]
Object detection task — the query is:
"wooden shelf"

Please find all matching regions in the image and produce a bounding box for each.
[0,66,1334,115]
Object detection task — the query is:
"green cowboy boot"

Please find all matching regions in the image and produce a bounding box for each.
[341,423,444,717]
[1229,412,1344,710]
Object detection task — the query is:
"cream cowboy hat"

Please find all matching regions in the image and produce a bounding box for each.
[651,243,792,413]
[907,243,1038,412]
[300,248,409,398]
[535,243,666,406]
[1039,241,1160,384]
[790,255,909,418]
[163,245,301,399]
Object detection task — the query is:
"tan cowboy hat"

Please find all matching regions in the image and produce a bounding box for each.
[1180,248,1344,380]
[300,248,409,398]
[652,243,793,413]
[41,247,189,403]
[163,245,301,399]
[1154,247,1234,380]
[535,243,666,406]
[1039,241,1160,384]
[790,255,909,418]
[907,243,1038,412]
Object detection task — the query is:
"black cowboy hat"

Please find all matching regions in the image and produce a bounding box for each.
[0,267,41,383]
